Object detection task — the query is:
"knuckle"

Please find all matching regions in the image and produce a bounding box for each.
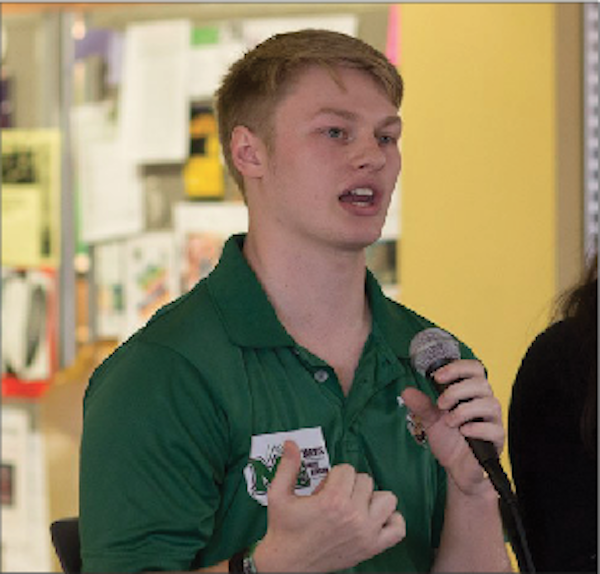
[382,491,398,511]
[336,463,355,475]
[372,490,398,514]
[322,491,349,517]
[393,513,407,538]
[358,472,374,490]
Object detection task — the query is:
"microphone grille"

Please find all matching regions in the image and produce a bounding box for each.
[409,327,461,376]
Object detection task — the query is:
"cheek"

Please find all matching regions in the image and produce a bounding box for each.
[287,148,337,183]
[388,150,402,178]
[272,138,314,172]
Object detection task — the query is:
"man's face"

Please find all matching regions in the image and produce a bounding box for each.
[255,64,402,253]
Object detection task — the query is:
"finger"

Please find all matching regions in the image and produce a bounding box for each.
[268,440,302,501]
[351,473,375,510]
[459,420,505,454]
[368,490,398,524]
[317,463,357,500]
[436,378,493,411]
[433,359,486,384]
[444,396,502,431]
[376,511,406,552]
[400,387,441,429]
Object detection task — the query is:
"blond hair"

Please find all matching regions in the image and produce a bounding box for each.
[214,29,404,194]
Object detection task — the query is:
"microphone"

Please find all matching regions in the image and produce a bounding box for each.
[409,327,498,467]
[409,327,537,572]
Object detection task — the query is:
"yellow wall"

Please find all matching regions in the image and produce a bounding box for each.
[399,4,560,469]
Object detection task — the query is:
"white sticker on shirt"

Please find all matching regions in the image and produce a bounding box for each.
[243,426,331,506]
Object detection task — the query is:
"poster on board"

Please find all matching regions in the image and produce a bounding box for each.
[1,130,61,268]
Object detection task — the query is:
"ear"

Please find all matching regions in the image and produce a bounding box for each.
[230,125,267,180]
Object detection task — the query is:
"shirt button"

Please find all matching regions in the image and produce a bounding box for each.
[314,369,329,383]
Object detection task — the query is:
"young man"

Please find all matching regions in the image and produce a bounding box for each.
[80,30,512,573]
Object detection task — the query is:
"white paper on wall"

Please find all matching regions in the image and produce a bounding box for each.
[119,19,191,164]
[26,431,52,572]
[241,14,358,48]
[1,405,51,572]
[78,137,144,243]
[189,40,246,101]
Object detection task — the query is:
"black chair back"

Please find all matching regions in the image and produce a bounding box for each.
[50,517,81,574]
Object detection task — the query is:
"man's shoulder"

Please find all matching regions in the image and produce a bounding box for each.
[88,280,237,390]
[140,279,242,370]
[374,294,436,339]
[376,294,477,361]
[142,281,222,343]
[367,273,439,349]
[385,297,437,329]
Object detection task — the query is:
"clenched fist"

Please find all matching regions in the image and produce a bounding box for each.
[253,441,406,573]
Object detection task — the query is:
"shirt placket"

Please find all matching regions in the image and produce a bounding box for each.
[292,339,402,474]
[341,344,401,473]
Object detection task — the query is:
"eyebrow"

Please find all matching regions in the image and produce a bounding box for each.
[314,107,402,130]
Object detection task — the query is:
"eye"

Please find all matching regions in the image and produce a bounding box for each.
[378,134,398,146]
[324,127,348,140]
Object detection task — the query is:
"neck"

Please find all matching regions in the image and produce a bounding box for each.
[243,230,369,330]
[243,230,372,394]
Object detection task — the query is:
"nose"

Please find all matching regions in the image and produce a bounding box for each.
[351,137,386,172]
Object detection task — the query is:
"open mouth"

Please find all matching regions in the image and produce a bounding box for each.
[339,187,376,206]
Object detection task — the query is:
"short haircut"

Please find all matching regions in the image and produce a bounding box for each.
[214,29,404,194]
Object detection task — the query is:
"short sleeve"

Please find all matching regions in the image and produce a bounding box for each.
[80,340,230,573]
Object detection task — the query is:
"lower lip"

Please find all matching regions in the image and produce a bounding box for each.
[338,196,382,216]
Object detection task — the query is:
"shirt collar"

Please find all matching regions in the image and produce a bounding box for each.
[207,233,418,358]
[365,270,414,360]
[207,234,294,348]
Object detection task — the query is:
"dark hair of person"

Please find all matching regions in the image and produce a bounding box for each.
[554,252,598,457]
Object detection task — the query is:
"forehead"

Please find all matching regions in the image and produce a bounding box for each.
[278,64,398,116]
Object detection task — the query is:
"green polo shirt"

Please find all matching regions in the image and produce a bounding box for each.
[80,234,477,573]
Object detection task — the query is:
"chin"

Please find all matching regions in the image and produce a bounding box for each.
[338,229,383,252]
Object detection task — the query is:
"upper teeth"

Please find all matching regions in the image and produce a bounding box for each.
[350,188,374,196]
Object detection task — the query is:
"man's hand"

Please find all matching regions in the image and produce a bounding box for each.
[401,359,504,496]
[253,441,406,573]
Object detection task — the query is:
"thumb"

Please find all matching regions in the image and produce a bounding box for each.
[268,440,302,501]
[401,387,441,428]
